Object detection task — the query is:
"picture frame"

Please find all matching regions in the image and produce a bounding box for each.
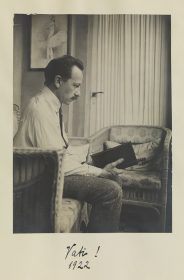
[30,14,69,69]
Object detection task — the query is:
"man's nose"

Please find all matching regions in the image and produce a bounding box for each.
[74,89,80,97]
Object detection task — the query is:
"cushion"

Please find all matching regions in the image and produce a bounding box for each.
[67,144,90,163]
[104,140,120,149]
[60,199,90,233]
[60,198,83,233]
[119,170,161,190]
[104,140,161,171]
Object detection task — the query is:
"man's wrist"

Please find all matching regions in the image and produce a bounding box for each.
[99,169,111,178]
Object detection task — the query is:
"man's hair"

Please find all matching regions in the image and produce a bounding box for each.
[44,55,84,85]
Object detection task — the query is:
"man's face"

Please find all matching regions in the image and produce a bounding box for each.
[57,65,83,105]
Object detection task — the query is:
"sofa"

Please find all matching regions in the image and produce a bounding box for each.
[86,125,172,232]
[13,105,172,232]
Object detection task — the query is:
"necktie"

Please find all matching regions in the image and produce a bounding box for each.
[59,107,68,148]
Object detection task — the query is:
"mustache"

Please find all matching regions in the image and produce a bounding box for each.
[71,96,79,101]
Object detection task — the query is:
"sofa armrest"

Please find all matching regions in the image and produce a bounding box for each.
[162,128,172,171]
[88,127,111,154]
[69,137,89,145]
[13,147,65,233]
[160,128,172,205]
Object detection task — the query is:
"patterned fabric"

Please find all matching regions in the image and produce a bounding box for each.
[59,198,83,233]
[119,170,161,190]
[109,126,164,171]
[104,140,160,158]
[110,126,164,144]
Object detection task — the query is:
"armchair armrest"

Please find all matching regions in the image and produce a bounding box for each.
[13,147,65,233]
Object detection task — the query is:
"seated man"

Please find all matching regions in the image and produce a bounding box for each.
[14,55,123,232]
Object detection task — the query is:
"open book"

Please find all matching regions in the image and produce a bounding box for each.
[91,142,138,169]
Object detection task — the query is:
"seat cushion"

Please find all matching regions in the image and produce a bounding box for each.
[60,198,82,232]
[119,170,161,190]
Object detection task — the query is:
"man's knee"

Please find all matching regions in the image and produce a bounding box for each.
[106,179,123,200]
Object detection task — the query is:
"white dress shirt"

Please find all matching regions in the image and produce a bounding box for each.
[14,86,102,177]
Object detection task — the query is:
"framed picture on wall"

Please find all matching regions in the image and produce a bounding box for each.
[30,14,69,69]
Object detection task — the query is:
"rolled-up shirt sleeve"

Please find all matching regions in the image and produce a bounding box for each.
[63,152,103,177]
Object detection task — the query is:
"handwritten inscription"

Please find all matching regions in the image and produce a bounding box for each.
[68,260,90,270]
[65,243,101,270]
[65,243,88,259]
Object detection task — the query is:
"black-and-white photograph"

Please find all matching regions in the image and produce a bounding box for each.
[13,14,172,233]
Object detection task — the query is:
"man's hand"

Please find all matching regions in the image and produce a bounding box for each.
[104,158,124,174]
[99,158,124,185]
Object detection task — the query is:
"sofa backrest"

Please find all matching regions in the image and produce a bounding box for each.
[110,125,165,144]
[109,125,168,171]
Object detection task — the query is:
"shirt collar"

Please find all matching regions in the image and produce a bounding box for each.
[41,86,61,113]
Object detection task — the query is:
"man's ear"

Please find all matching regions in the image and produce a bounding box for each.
[54,75,62,89]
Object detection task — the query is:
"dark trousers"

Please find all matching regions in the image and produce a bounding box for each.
[63,175,123,233]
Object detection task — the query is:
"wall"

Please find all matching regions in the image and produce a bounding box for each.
[14,15,45,109]
[14,14,88,135]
